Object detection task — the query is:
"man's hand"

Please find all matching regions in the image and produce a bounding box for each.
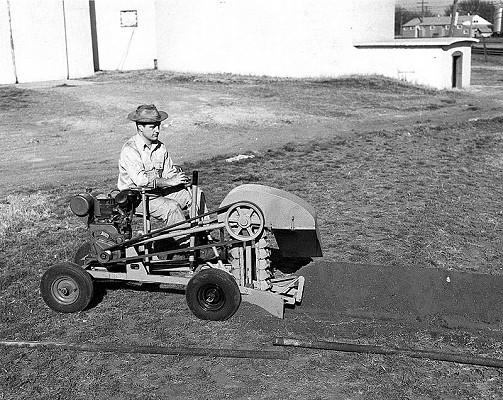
[156,171,189,187]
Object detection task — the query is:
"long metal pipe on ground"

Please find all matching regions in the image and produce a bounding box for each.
[0,340,288,360]
[274,338,503,368]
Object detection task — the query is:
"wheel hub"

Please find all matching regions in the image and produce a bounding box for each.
[52,278,79,305]
[199,285,224,310]
[238,215,250,227]
[59,287,70,296]
[205,289,219,303]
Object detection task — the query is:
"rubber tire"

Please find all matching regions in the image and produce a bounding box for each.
[186,268,241,321]
[73,241,93,266]
[40,262,94,313]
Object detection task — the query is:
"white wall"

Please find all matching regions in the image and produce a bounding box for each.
[351,0,395,43]
[354,39,475,89]
[64,0,95,79]
[0,0,473,89]
[357,47,447,87]
[153,0,473,88]
[155,0,369,78]
[8,0,67,82]
[93,0,157,71]
[0,0,93,84]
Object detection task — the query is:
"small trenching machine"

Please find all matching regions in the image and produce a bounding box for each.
[40,172,323,320]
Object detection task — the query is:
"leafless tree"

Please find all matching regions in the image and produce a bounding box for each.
[444,0,495,23]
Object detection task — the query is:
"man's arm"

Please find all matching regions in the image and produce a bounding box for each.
[155,152,189,188]
[154,172,189,188]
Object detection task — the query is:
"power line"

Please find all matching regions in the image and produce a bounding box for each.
[397,0,454,12]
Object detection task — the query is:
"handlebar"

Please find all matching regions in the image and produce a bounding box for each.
[127,170,199,193]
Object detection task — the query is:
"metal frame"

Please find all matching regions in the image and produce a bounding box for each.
[82,185,304,318]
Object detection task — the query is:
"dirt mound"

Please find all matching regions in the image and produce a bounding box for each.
[299,261,503,329]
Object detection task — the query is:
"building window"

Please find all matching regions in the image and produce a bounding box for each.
[445,25,450,29]
[120,10,138,27]
[410,26,414,30]
[463,29,469,34]
[430,26,435,30]
[457,24,462,29]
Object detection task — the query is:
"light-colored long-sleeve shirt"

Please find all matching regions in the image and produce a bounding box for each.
[117,134,177,191]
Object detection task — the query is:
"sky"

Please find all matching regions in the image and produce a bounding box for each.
[395,0,463,15]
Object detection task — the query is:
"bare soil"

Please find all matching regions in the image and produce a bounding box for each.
[2,58,503,194]
[2,55,503,399]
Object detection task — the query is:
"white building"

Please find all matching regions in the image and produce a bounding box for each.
[0,0,94,83]
[403,14,492,38]
[0,0,476,89]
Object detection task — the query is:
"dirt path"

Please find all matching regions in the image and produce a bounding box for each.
[2,65,503,194]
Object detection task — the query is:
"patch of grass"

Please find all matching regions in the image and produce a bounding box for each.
[185,116,503,274]
[473,52,503,68]
[0,87,35,110]
[0,193,55,241]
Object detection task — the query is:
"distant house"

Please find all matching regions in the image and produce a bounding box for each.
[402,14,492,38]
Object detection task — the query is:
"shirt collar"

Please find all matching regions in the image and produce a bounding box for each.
[134,133,161,151]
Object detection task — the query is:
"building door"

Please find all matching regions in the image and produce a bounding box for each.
[452,52,463,89]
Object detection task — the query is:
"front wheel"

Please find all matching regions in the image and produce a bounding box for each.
[40,262,94,313]
[185,269,241,321]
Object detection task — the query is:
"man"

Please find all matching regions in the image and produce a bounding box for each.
[118,104,192,228]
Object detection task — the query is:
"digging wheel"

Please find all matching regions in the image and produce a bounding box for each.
[186,268,241,321]
[224,201,265,241]
[40,262,94,313]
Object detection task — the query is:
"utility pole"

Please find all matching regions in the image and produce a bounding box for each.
[400,10,404,35]
[417,0,429,19]
[449,0,460,37]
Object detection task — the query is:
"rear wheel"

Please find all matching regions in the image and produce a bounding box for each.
[186,268,241,321]
[40,262,94,313]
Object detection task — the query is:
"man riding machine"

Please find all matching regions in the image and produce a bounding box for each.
[40,105,322,320]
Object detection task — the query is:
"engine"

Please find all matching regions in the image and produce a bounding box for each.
[70,189,141,263]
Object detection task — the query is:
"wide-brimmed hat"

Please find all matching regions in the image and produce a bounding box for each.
[127,104,168,123]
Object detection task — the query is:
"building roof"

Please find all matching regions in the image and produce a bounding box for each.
[403,17,422,27]
[403,15,491,28]
[355,37,478,48]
